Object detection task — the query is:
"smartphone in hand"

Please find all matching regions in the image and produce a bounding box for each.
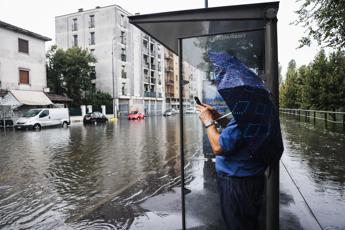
[194,97,204,106]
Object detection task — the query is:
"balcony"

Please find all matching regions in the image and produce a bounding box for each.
[144,91,156,97]
[143,34,149,41]
[164,53,173,59]
[143,62,149,69]
[166,80,174,86]
[165,67,174,72]
[166,92,174,98]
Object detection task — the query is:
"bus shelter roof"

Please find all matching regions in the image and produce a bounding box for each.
[128,2,279,54]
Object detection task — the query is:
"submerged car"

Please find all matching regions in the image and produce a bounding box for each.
[128,111,145,120]
[15,108,70,130]
[83,112,108,125]
[163,109,172,116]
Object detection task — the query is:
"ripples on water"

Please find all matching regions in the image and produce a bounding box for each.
[281,117,345,230]
[0,116,203,229]
[1,115,345,229]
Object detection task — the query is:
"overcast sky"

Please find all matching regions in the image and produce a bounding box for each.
[0,0,320,76]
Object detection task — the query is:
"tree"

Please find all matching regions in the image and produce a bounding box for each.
[280,50,345,111]
[279,59,302,108]
[46,45,65,95]
[295,0,345,49]
[84,91,112,107]
[46,46,96,106]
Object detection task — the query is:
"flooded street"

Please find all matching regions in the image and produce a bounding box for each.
[0,116,345,229]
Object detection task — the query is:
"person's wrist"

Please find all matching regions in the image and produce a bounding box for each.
[204,120,215,128]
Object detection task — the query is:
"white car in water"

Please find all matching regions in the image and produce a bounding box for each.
[15,108,70,130]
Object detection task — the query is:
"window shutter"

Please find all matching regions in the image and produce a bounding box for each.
[18,39,29,53]
[19,70,29,84]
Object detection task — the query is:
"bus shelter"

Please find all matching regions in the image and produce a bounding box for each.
[129,2,280,229]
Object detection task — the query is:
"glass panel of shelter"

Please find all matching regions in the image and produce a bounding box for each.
[181,30,265,229]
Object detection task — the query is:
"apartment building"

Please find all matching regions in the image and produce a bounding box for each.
[164,48,203,110]
[0,21,51,92]
[0,20,54,111]
[55,5,165,116]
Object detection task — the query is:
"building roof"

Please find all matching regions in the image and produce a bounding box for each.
[10,90,53,106]
[55,4,132,18]
[0,20,51,41]
[45,93,73,102]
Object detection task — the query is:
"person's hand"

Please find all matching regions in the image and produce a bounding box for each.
[196,104,217,124]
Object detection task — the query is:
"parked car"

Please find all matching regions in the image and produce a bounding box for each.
[83,112,108,125]
[15,108,70,130]
[128,111,145,120]
[163,109,173,116]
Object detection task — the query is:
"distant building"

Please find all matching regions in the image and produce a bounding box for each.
[55,5,165,116]
[164,48,203,110]
[0,20,52,117]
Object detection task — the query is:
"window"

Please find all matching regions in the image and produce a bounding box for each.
[72,18,78,31]
[90,49,95,56]
[18,38,29,54]
[120,14,125,27]
[90,32,95,45]
[89,15,95,28]
[121,65,126,78]
[121,48,126,61]
[19,69,29,85]
[73,35,78,46]
[122,83,126,95]
[121,31,126,45]
[39,110,49,118]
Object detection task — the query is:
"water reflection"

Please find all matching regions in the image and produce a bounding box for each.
[1,116,345,229]
[281,117,345,229]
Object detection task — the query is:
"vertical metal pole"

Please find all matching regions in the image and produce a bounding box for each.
[342,114,345,131]
[112,38,118,118]
[178,38,186,230]
[205,0,208,8]
[314,111,316,124]
[265,10,279,230]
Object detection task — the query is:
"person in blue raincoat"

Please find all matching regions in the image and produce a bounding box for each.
[196,52,283,230]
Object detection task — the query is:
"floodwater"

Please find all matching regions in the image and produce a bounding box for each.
[0,116,344,229]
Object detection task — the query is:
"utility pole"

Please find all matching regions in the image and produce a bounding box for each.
[205,0,208,8]
[112,37,118,118]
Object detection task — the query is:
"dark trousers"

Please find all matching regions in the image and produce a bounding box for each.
[217,173,265,230]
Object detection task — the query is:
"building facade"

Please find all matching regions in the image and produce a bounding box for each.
[55,5,165,116]
[0,21,51,92]
[164,48,203,110]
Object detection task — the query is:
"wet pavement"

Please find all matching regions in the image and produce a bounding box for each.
[0,116,344,229]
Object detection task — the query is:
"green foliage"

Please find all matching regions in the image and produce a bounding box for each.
[46,46,96,106]
[295,0,345,49]
[84,91,112,107]
[280,50,345,111]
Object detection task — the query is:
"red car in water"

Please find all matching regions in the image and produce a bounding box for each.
[128,111,145,120]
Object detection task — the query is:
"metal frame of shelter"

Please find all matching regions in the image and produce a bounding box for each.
[129,2,280,229]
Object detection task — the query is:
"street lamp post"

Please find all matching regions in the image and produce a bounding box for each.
[111,37,119,118]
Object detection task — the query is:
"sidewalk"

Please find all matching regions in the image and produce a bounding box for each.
[69,155,321,229]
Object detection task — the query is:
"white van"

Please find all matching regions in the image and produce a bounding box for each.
[15,108,70,130]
